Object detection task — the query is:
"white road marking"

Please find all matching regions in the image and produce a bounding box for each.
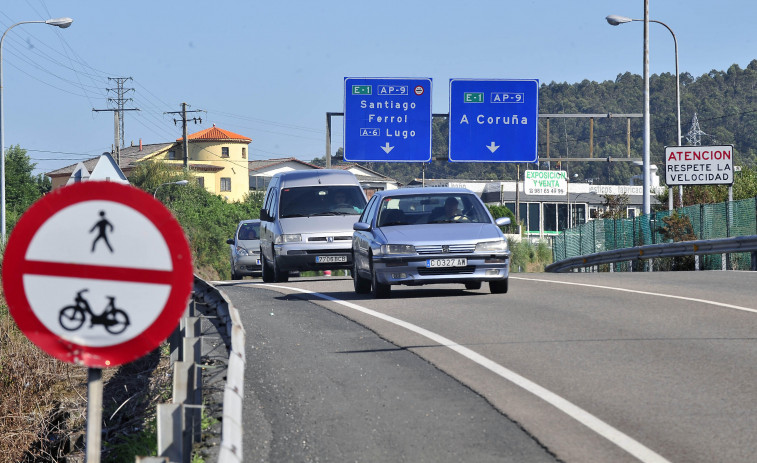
[512,276,757,314]
[258,283,671,463]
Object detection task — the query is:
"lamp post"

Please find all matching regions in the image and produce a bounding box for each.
[154,179,189,198]
[1,17,73,243]
[607,9,682,210]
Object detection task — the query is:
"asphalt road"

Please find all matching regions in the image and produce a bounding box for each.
[215,271,757,463]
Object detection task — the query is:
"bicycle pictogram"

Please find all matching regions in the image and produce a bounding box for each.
[59,289,130,335]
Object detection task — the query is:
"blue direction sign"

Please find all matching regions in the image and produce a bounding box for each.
[344,77,432,162]
[448,79,539,163]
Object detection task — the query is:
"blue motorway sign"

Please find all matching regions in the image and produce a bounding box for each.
[448,79,539,163]
[344,77,432,162]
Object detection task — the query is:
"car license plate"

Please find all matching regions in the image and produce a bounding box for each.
[426,258,467,268]
[316,255,347,263]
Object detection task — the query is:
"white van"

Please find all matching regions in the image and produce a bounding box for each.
[259,170,368,282]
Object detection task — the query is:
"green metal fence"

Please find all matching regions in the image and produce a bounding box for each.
[552,197,757,271]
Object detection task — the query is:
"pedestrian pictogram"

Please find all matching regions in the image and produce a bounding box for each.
[2,181,193,368]
[90,210,114,253]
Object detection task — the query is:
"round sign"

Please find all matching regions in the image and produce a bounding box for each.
[414,85,424,96]
[2,181,193,367]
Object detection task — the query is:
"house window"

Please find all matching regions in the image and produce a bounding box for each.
[197,177,205,188]
[221,147,229,158]
[168,150,176,160]
[220,177,231,192]
[242,147,247,159]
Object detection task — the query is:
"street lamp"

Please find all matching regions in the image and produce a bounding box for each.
[154,179,189,198]
[1,17,73,243]
[607,10,682,210]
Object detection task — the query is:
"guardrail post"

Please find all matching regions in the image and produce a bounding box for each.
[157,404,183,462]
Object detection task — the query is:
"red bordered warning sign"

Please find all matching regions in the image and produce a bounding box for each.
[2,181,193,367]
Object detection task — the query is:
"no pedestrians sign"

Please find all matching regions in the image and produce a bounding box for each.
[2,181,193,367]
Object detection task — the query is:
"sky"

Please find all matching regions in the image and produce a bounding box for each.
[1,1,754,177]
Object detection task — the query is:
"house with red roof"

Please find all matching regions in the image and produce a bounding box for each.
[47,125,253,202]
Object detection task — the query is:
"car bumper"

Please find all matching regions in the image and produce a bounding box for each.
[371,253,510,286]
[233,255,262,275]
[274,243,354,271]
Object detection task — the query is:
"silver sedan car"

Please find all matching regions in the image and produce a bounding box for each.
[352,188,511,298]
[227,219,262,280]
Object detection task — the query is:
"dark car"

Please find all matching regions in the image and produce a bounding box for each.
[227,219,262,279]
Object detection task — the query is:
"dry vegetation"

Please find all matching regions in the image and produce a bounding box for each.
[0,287,172,462]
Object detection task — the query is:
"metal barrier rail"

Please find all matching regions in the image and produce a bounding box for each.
[138,277,245,463]
[545,235,757,273]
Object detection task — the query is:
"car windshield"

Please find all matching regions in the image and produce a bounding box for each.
[237,222,260,240]
[376,193,490,227]
[280,186,366,218]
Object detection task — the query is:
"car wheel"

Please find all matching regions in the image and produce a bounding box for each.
[489,277,508,294]
[465,281,482,290]
[272,255,289,283]
[371,262,391,299]
[353,258,371,294]
[231,270,241,280]
[261,253,274,283]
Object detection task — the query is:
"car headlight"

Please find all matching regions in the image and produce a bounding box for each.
[476,239,508,253]
[275,233,302,244]
[380,244,416,255]
[236,246,251,256]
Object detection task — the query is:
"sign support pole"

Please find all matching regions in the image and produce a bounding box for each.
[85,367,103,463]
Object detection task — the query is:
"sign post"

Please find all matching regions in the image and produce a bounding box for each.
[2,181,193,461]
[449,79,539,163]
[343,77,433,162]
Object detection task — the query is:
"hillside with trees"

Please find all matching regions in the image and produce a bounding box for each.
[318,60,757,188]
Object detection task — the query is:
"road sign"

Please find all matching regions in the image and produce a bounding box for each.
[343,77,432,162]
[449,79,539,163]
[2,181,193,368]
[525,170,567,195]
[664,145,734,185]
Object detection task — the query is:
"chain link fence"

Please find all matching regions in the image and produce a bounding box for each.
[553,197,757,271]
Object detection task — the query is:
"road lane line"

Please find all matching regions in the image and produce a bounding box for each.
[512,276,757,314]
[259,283,671,463]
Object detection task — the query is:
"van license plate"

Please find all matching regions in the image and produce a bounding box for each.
[316,255,347,263]
[426,258,467,268]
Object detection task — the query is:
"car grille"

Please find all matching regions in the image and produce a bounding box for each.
[415,244,475,255]
[418,265,475,276]
[307,236,352,242]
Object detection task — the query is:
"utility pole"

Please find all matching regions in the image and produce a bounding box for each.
[165,103,203,170]
[93,77,138,165]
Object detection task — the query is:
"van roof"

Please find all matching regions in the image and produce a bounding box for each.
[273,169,361,187]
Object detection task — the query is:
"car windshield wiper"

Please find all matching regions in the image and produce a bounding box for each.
[310,211,341,216]
[281,213,308,218]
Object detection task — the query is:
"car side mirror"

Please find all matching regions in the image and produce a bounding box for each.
[226,238,235,245]
[353,222,371,231]
[495,217,511,227]
[260,209,270,221]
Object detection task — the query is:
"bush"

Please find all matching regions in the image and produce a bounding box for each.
[508,238,552,273]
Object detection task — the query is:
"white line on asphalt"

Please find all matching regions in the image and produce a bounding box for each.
[259,283,671,463]
[512,276,757,314]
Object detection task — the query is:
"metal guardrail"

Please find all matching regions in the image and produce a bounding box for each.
[138,277,245,463]
[545,235,757,273]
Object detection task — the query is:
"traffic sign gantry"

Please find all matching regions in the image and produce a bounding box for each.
[343,77,432,162]
[449,79,539,163]
[2,181,193,368]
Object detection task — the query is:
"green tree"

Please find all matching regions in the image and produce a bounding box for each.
[5,145,50,232]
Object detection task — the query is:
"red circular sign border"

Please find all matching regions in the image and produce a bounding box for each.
[2,182,193,368]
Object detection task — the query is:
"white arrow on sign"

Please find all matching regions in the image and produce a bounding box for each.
[486,142,500,153]
[381,143,394,154]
